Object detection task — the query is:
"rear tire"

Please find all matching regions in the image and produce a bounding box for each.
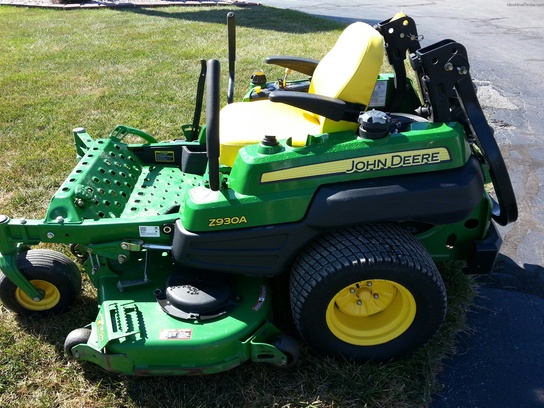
[290,223,446,362]
[0,249,81,317]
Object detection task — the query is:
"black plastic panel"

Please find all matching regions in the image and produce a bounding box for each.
[172,157,485,276]
[306,156,485,229]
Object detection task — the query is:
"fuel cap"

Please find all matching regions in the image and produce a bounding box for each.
[358,109,392,139]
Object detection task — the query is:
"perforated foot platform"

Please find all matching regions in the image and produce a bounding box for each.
[45,137,201,222]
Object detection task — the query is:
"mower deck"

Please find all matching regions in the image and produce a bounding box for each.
[73,271,280,375]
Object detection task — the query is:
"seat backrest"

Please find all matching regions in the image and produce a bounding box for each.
[308,22,384,134]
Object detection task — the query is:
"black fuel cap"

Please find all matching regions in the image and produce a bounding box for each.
[358,109,392,139]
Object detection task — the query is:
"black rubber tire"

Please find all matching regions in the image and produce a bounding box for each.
[271,334,300,368]
[0,249,82,317]
[64,327,92,358]
[290,223,447,362]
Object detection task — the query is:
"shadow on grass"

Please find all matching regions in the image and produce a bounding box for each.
[13,290,98,357]
[115,5,348,33]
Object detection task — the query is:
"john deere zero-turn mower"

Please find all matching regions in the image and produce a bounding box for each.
[0,13,517,375]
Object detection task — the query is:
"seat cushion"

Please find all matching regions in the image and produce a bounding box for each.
[219,100,322,166]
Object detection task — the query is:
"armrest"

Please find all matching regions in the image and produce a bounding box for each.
[269,91,364,122]
[265,56,319,76]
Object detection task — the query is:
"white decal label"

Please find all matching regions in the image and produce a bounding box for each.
[369,80,388,107]
[139,226,160,238]
[159,329,192,340]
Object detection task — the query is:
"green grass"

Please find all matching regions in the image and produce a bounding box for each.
[0,5,477,407]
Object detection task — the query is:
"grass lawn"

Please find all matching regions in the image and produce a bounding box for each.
[0,5,476,407]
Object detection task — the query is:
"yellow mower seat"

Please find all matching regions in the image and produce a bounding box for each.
[219,22,385,167]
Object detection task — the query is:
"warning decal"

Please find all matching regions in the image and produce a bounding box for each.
[155,151,175,163]
[159,329,193,340]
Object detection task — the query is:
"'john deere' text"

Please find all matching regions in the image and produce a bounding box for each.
[345,148,450,174]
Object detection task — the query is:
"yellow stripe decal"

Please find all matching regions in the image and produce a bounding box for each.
[261,147,451,183]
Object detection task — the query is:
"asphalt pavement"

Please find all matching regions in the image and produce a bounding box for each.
[260,1,544,407]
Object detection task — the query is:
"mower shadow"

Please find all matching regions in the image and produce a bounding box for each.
[477,254,544,299]
[432,256,544,408]
[116,5,347,33]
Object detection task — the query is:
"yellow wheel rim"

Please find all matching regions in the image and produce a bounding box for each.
[15,280,61,311]
[326,279,416,346]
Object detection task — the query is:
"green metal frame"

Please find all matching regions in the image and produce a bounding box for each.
[0,115,494,297]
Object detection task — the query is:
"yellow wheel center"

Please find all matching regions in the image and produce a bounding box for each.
[326,279,416,346]
[15,280,61,311]
[358,289,372,301]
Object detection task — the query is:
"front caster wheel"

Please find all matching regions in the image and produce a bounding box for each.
[0,249,82,317]
[64,327,92,358]
[290,223,447,362]
[271,335,300,368]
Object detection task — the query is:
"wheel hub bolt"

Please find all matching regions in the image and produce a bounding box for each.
[350,288,356,293]
[373,294,379,299]
[367,282,372,287]
[357,300,362,306]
